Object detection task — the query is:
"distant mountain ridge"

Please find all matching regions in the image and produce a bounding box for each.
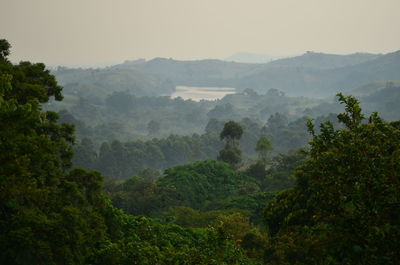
[224,52,286,63]
[53,50,400,99]
[267,51,380,69]
[113,58,259,86]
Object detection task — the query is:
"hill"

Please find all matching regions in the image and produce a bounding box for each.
[230,51,399,97]
[52,66,175,99]
[52,51,399,99]
[113,57,259,87]
[267,51,380,69]
[224,52,284,63]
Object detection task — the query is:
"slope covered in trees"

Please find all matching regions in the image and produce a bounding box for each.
[0,40,261,265]
[53,66,175,99]
[264,94,400,264]
[51,50,400,103]
[2,38,400,264]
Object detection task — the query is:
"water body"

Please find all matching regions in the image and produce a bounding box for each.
[170,86,237,101]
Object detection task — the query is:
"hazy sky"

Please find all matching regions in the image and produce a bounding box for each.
[1,0,400,66]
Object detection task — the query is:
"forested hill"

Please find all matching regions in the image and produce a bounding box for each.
[52,66,175,98]
[227,50,400,97]
[266,51,380,69]
[53,50,400,99]
[113,57,259,86]
[2,38,400,264]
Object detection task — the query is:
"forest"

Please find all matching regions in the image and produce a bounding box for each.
[1,38,400,264]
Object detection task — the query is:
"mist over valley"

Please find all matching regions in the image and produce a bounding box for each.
[2,0,400,263]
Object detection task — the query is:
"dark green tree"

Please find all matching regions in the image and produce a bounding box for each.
[0,41,112,264]
[0,39,11,61]
[264,94,400,264]
[0,40,262,265]
[72,137,97,169]
[218,147,242,167]
[218,121,243,167]
[220,120,243,148]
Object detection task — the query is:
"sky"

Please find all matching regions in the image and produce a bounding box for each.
[1,0,400,67]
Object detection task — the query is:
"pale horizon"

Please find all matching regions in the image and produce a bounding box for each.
[1,0,399,67]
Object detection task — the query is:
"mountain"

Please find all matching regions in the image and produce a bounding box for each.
[53,50,400,100]
[228,51,399,97]
[52,66,175,99]
[224,52,285,63]
[113,58,259,87]
[350,80,400,97]
[267,51,380,69]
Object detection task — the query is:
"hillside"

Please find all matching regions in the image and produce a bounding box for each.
[230,50,399,97]
[52,66,176,99]
[113,57,259,86]
[267,51,380,69]
[51,51,399,99]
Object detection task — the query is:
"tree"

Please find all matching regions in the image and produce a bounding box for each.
[0,41,110,264]
[255,135,272,163]
[220,120,243,148]
[219,121,244,166]
[264,94,400,264]
[72,137,97,169]
[0,39,11,61]
[0,40,261,265]
[218,147,242,167]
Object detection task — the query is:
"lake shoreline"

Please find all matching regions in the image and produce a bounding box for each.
[170,85,237,101]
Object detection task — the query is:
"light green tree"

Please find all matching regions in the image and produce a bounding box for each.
[255,135,273,163]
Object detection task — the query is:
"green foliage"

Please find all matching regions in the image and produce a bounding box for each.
[91,211,260,265]
[255,135,273,162]
[264,95,400,264]
[158,160,254,210]
[263,150,307,192]
[72,137,97,169]
[0,39,11,61]
[212,212,252,241]
[109,176,159,216]
[0,40,261,265]
[106,159,268,219]
[216,192,276,226]
[218,146,242,167]
[220,120,244,147]
[218,121,244,167]
[163,206,250,228]
[0,44,109,265]
[91,133,223,179]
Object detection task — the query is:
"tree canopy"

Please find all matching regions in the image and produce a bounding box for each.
[255,135,273,163]
[0,40,260,265]
[220,120,243,147]
[264,93,400,264]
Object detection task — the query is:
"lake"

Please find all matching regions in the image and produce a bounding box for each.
[170,86,237,101]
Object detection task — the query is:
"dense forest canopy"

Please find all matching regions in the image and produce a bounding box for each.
[43,49,400,181]
[0,39,262,265]
[2,38,400,264]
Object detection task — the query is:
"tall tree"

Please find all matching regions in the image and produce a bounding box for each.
[218,121,244,166]
[264,94,400,264]
[255,135,273,163]
[0,40,109,264]
[220,120,243,148]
